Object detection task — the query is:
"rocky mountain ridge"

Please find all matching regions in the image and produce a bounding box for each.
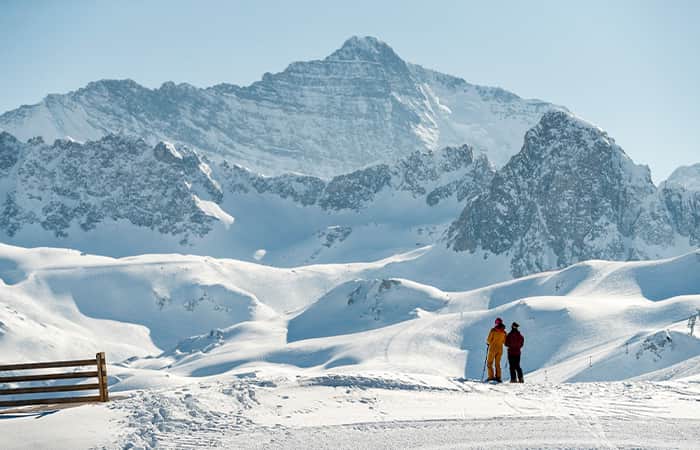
[0,132,225,244]
[447,110,696,276]
[0,130,493,264]
[222,143,494,211]
[0,36,560,177]
[0,109,696,278]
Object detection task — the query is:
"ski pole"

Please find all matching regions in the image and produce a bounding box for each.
[481,344,489,381]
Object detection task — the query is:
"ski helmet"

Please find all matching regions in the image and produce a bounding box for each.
[495,317,503,325]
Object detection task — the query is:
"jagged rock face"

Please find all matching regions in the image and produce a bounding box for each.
[0,132,22,171]
[661,164,700,245]
[0,130,494,252]
[220,144,495,211]
[0,134,223,242]
[0,37,559,177]
[447,111,678,277]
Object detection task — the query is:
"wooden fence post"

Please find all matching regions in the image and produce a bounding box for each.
[96,352,109,402]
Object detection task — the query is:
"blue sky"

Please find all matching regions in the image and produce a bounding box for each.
[1,0,698,181]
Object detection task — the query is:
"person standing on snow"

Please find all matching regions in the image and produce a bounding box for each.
[486,317,507,382]
[505,322,525,383]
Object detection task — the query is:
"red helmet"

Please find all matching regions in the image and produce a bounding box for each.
[495,317,503,325]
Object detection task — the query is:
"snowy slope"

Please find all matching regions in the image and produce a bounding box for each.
[3,373,700,449]
[143,250,700,383]
[287,278,450,341]
[0,37,561,176]
[0,243,698,385]
[1,243,700,448]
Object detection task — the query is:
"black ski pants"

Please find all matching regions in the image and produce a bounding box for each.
[508,354,523,382]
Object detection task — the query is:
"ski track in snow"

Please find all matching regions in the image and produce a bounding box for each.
[97,375,700,450]
[235,417,700,450]
[113,381,260,449]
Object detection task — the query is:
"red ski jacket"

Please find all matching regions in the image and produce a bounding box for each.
[505,330,524,356]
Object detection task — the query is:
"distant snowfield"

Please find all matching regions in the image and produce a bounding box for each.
[0,243,699,448]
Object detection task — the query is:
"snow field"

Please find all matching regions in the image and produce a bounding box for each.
[1,243,700,448]
[0,244,699,382]
[2,373,700,449]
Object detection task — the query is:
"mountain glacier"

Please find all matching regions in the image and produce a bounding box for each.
[0,36,560,177]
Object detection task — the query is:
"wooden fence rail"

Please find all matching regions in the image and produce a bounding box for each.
[0,352,109,408]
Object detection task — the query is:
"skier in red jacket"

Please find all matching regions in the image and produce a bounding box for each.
[505,322,524,383]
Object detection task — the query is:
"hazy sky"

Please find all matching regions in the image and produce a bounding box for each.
[1,0,698,182]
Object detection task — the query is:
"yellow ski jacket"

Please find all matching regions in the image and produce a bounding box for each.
[486,327,507,348]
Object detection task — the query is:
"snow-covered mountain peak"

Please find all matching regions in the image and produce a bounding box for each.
[84,78,141,90]
[526,110,613,156]
[0,37,562,176]
[326,36,404,64]
[158,80,198,92]
[524,110,652,186]
[660,163,700,246]
[539,109,604,131]
[446,113,689,277]
[664,163,700,192]
[72,79,149,102]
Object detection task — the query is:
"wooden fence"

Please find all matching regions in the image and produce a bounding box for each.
[0,352,109,408]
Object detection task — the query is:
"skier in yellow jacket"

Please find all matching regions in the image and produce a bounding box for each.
[486,317,507,382]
